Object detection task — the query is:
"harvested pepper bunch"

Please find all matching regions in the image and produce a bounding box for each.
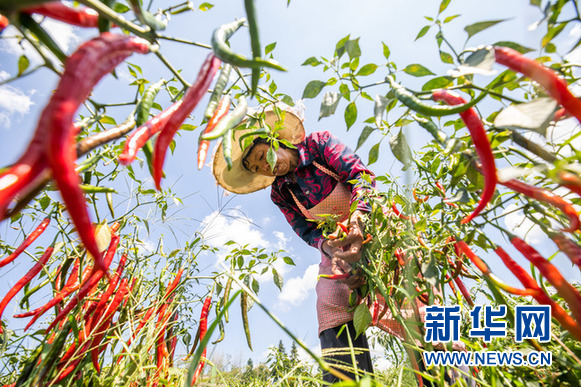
[0,33,150,273]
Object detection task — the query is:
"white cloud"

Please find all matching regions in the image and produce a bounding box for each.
[200,210,294,282]
[0,85,35,128]
[277,264,319,310]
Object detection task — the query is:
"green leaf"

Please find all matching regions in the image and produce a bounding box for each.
[403,64,435,77]
[301,56,321,66]
[266,146,277,171]
[344,102,357,130]
[353,303,372,338]
[265,42,277,55]
[530,0,541,6]
[302,80,326,99]
[439,0,451,14]
[421,76,453,91]
[444,14,460,23]
[492,41,534,54]
[345,38,361,60]
[18,55,29,76]
[415,25,430,41]
[283,256,295,266]
[272,269,283,291]
[356,126,375,151]
[335,35,350,58]
[180,124,196,131]
[464,19,508,40]
[199,2,214,11]
[339,84,350,101]
[356,63,378,76]
[440,51,454,64]
[319,91,341,120]
[542,23,566,47]
[390,129,412,170]
[39,195,51,211]
[100,116,117,125]
[374,95,388,127]
[382,42,390,59]
[113,3,130,13]
[368,143,380,165]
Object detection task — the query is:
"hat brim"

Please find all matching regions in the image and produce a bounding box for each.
[212,110,305,194]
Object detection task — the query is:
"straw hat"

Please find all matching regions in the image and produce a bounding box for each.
[212,109,305,194]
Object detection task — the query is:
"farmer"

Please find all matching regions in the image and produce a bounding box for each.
[212,107,374,382]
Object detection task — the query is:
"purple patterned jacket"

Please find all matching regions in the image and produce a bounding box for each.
[270,131,375,248]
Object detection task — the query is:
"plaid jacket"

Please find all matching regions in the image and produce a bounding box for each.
[270,131,374,248]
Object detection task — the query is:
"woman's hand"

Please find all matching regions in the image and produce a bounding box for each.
[328,258,366,290]
[327,211,365,263]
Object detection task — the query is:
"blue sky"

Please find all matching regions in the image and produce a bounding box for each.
[1,0,581,372]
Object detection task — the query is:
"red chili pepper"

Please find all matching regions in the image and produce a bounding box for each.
[362,233,373,245]
[317,273,351,281]
[87,253,127,332]
[119,100,183,165]
[452,276,474,307]
[456,241,535,297]
[413,188,428,203]
[494,46,581,124]
[494,245,581,341]
[501,178,580,232]
[391,202,410,220]
[0,14,8,34]
[0,246,53,334]
[21,260,87,329]
[511,236,581,323]
[557,170,581,198]
[338,222,349,234]
[432,90,497,224]
[0,217,50,268]
[14,33,148,275]
[435,181,458,208]
[191,296,212,385]
[153,53,221,190]
[394,248,407,266]
[550,233,581,268]
[23,2,100,28]
[90,277,129,373]
[198,95,231,170]
[44,233,119,333]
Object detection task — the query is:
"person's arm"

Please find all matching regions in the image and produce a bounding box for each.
[271,186,323,249]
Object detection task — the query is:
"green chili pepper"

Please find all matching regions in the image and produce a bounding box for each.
[244,0,261,95]
[413,115,448,145]
[386,76,486,117]
[238,127,269,148]
[211,18,286,72]
[241,292,252,350]
[204,64,231,120]
[80,184,116,194]
[222,128,234,170]
[136,78,166,126]
[200,96,248,141]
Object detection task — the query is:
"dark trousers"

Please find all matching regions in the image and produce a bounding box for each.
[319,320,374,383]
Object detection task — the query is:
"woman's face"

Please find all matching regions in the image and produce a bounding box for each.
[244,143,298,177]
